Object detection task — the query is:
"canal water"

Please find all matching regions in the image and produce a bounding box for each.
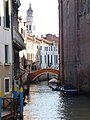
[23,81,90,120]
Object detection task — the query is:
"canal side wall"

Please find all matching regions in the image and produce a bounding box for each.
[77,13,90,93]
[60,0,90,93]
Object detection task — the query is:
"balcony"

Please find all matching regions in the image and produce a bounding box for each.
[13,26,25,50]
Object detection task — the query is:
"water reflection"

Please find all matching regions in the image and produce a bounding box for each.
[57,96,90,120]
[23,81,90,120]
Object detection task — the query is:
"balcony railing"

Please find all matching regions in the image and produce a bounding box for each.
[13,26,25,50]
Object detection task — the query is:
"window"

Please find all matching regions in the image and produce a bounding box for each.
[26,25,28,30]
[4,78,10,93]
[5,45,8,63]
[4,0,10,28]
[54,55,58,64]
[87,0,90,13]
[56,47,57,51]
[23,30,25,38]
[51,46,52,51]
[51,55,52,64]
[81,0,86,14]
[67,1,70,16]
[30,54,34,61]
[81,0,83,12]
[29,25,31,31]
[56,55,58,64]
[40,46,42,50]
[48,55,49,66]
[54,55,56,64]
[83,0,86,14]
[44,56,46,63]
[31,54,33,60]
[21,28,23,34]
[27,53,30,60]
[45,47,48,51]
[40,55,42,64]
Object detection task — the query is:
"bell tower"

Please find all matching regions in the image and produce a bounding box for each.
[26,3,33,35]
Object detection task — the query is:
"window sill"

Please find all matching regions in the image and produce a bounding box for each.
[3,27,10,31]
[4,63,11,66]
[4,91,10,95]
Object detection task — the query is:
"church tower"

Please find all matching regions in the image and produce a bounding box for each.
[26,3,33,35]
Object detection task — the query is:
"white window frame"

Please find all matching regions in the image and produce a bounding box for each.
[4,77,10,94]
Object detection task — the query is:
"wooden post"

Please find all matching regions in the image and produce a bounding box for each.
[20,87,23,120]
[13,86,17,98]
[27,74,30,102]
[0,91,2,120]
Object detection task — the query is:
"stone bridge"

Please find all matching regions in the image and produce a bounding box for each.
[27,68,59,82]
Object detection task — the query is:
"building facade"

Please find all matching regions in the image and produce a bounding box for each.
[40,39,59,70]
[0,0,12,97]
[77,0,90,92]
[26,35,41,70]
[12,0,25,90]
[59,0,90,92]
[0,0,25,97]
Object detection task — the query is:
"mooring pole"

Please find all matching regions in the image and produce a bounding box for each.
[13,86,17,98]
[0,91,2,120]
[20,87,23,120]
[27,73,30,102]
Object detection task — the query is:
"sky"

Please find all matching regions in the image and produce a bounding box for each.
[19,0,59,37]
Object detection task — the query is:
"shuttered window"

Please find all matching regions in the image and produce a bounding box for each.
[5,78,10,93]
[4,0,10,28]
[5,45,8,63]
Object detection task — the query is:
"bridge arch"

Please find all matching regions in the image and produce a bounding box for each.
[27,68,59,82]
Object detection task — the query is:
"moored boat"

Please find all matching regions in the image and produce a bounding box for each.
[60,84,78,95]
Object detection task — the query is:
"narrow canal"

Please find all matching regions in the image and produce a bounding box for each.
[23,81,90,120]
